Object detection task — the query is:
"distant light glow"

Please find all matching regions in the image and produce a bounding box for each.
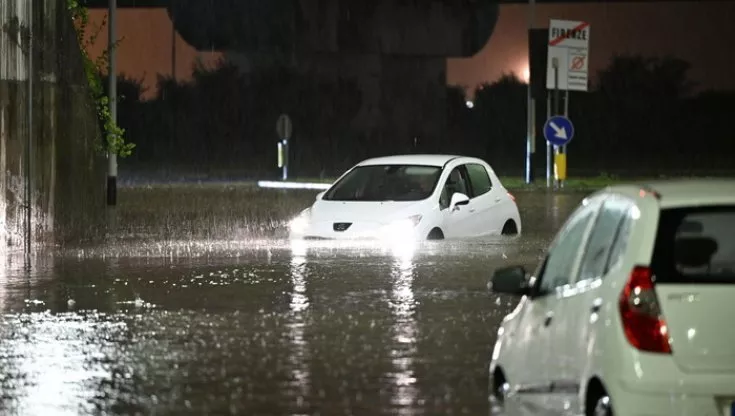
[465,100,474,109]
[258,181,331,190]
[521,66,530,83]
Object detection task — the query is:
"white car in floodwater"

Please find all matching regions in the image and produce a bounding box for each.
[288,154,521,242]
[488,179,735,416]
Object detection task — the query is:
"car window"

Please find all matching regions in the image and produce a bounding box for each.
[465,163,493,197]
[439,167,469,209]
[577,197,632,281]
[537,203,596,293]
[651,206,735,284]
[604,207,634,275]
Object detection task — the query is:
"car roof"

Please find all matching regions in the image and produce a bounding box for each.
[604,179,735,209]
[356,154,480,167]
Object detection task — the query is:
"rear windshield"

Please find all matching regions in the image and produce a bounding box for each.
[652,206,735,283]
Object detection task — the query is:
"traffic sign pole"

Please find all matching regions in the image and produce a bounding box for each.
[553,57,560,189]
[546,92,552,188]
[283,139,289,180]
[542,114,574,190]
[561,89,570,188]
[544,18,591,189]
[276,114,293,181]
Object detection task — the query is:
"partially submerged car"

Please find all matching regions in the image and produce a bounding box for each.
[288,154,521,241]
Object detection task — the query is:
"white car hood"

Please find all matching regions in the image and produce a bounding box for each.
[309,199,426,223]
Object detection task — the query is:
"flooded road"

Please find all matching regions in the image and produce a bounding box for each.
[0,187,585,415]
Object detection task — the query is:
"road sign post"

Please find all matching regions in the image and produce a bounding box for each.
[276,114,293,180]
[545,19,590,188]
[543,115,574,188]
[546,19,590,93]
[543,116,574,147]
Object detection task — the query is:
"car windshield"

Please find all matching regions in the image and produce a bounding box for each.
[323,164,442,202]
[651,206,735,283]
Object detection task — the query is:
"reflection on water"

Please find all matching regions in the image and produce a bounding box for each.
[0,190,586,415]
[289,240,311,411]
[0,313,127,415]
[389,252,419,413]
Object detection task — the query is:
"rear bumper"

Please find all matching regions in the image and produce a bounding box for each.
[606,353,735,416]
[610,380,735,416]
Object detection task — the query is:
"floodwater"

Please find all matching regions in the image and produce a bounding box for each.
[0,188,585,416]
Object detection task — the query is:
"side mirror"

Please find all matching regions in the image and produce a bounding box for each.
[316,191,326,201]
[450,192,470,211]
[489,265,529,296]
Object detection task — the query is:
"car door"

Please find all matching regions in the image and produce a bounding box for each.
[513,201,598,410]
[438,165,474,238]
[551,195,635,413]
[463,162,505,236]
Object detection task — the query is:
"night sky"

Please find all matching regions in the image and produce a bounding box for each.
[87,1,735,100]
[449,0,735,96]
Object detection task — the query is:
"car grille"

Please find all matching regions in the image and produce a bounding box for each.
[333,222,352,232]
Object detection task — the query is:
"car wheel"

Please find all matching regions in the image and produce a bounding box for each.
[501,220,518,236]
[589,393,613,416]
[491,369,508,403]
[426,228,444,240]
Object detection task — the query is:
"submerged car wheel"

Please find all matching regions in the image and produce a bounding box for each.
[491,369,508,403]
[501,220,518,236]
[426,228,444,240]
[586,381,613,416]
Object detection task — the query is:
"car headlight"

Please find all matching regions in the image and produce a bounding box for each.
[289,208,311,233]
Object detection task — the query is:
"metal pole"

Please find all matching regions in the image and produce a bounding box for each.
[553,59,560,189]
[553,62,560,116]
[107,0,118,206]
[524,0,536,184]
[25,0,33,261]
[546,92,551,188]
[283,139,289,180]
[562,87,569,186]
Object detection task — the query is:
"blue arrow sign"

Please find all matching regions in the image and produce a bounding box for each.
[543,115,575,147]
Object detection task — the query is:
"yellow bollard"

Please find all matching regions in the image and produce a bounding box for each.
[277,142,284,168]
[554,152,567,182]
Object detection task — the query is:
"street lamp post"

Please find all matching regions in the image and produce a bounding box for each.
[525,0,536,184]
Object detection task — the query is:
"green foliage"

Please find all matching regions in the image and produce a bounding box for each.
[67,0,135,157]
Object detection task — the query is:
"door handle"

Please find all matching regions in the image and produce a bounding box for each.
[543,313,553,327]
[590,304,601,313]
[495,197,501,203]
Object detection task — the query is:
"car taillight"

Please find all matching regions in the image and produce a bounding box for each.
[618,266,672,354]
[507,192,516,202]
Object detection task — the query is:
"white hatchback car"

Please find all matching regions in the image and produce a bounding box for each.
[488,179,735,416]
[288,154,521,241]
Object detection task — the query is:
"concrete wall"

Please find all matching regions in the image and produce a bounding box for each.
[0,0,106,248]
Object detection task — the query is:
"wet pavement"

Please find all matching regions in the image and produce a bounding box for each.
[0,188,585,415]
